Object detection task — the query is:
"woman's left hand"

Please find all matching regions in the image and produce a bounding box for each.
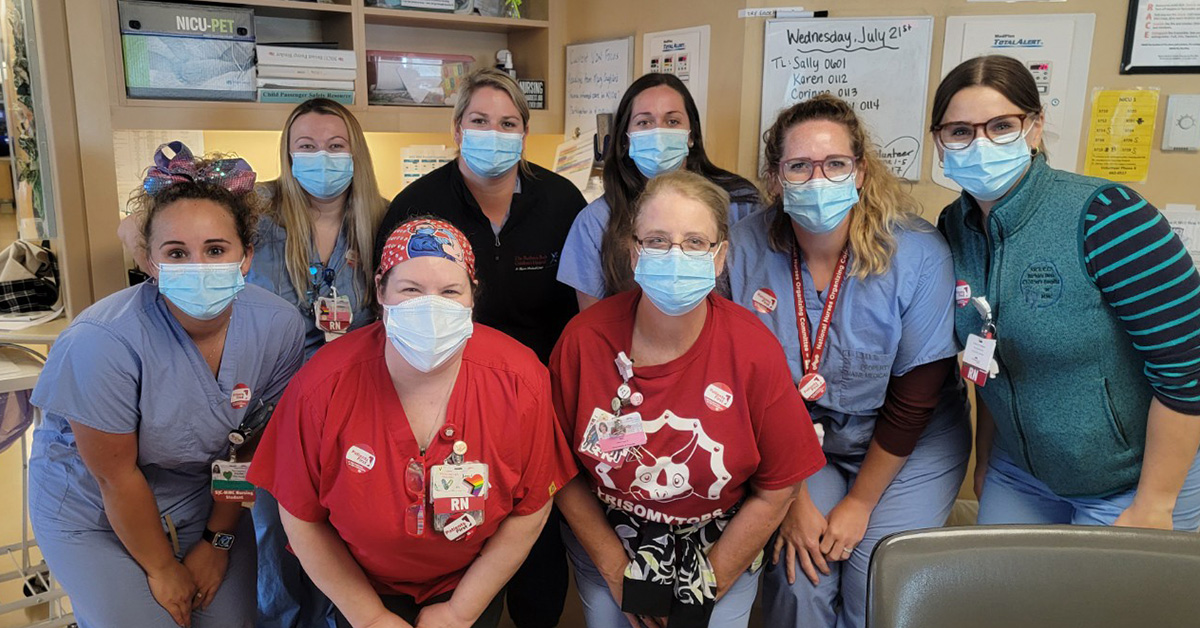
[820,495,872,562]
[414,602,475,628]
[182,543,229,610]
[1114,499,1174,530]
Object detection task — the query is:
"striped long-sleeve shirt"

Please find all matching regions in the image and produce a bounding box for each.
[1083,185,1200,414]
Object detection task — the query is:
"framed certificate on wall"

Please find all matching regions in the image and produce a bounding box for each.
[1121,0,1200,73]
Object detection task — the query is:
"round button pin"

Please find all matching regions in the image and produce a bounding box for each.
[630,392,644,406]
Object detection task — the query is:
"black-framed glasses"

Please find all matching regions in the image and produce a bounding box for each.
[779,155,858,185]
[933,114,1034,150]
[632,235,721,257]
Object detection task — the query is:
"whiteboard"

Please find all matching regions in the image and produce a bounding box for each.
[565,37,633,138]
[760,17,934,181]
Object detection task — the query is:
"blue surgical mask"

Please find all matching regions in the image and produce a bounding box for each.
[942,132,1032,202]
[291,151,354,199]
[627,128,690,178]
[155,260,246,321]
[782,177,859,234]
[383,295,474,373]
[460,129,524,178]
[634,247,719,317]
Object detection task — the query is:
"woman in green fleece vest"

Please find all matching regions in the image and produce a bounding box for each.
[934,55,1200,530]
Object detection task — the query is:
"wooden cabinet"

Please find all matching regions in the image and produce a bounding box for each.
[60,0,564,305]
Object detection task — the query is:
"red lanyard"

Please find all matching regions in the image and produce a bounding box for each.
[791,246,849,376]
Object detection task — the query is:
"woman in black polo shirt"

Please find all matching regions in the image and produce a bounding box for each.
[373,67,586,628]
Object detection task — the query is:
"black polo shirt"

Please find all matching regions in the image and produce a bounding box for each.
[375,159,587,364]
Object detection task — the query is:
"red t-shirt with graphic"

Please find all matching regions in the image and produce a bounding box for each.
[248,322,576,603]
[550,290,824,524]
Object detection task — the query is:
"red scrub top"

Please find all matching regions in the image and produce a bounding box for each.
[249,322,576,602]
[550,291,825,524]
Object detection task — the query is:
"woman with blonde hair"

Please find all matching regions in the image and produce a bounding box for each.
[249,97,387,628]
[725,94,971,628]
[552,169,824,628]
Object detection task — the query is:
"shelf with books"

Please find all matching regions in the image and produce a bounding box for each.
[361,6,548,33]
[169,0,353,20]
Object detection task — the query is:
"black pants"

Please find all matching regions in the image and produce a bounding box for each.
[505,506,569,628]
[334,589,504,628]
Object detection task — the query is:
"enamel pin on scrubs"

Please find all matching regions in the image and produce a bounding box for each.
[315,287,353,343]
[961,296,1000,387]
[792,247,850,402]
[429,441,488,540]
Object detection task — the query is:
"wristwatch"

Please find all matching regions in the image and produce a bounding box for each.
[202,528,235,551]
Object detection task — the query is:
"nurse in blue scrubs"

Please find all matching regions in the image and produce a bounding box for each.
[245,99,386,628]
[557,73,760,310]
[28,144,305,628]
[725,95,971,628]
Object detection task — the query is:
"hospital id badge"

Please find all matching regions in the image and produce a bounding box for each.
[598,412,645,453]
[211,461,255,503]
[315,293,352,342]
[960,333,997,387]
[429,462,487,534]
[579,408,629,468]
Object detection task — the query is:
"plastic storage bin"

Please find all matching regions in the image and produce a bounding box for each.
[118,0,256,101]
[367,51,475,107]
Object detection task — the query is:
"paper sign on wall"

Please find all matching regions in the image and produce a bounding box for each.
[760,17,934,181]
[643,25,711,130]
[1084,88,1160,182]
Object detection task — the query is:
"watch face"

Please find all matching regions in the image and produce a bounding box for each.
[212,533,235,550]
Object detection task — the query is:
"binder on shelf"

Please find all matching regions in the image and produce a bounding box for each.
[258,88,355,105]
[256,45,356,69]
[256,78,355,91]
[257,65,358,81]
[119,0,256,101]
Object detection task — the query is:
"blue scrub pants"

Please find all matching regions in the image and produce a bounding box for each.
[253,488,336,628]
[561,523,761,628]
[32,499,257,628]
[761,413,971,628]
[977,446,1200,530]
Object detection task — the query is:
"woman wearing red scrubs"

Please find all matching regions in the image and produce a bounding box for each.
[249,217,575,628]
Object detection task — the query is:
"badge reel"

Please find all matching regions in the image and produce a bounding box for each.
[960,296,1001,387]
[211,399,273,505]
[581,352,648,467]
[315,287,353,343]
[429,440,488,541]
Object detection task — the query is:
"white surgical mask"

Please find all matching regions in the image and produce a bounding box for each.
[383,295,474,372]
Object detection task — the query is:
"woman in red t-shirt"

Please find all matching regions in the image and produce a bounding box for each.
[551,170,826,628]
[249,217,576,628]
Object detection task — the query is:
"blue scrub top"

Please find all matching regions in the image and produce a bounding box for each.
[558,193,761,300]
[29,282,305,530]
[726,210,962,455]
[248,213,372,360]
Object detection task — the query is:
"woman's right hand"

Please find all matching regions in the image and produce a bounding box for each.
[147,561,198,627]
[601,557,647,628]
[772,489,829,586]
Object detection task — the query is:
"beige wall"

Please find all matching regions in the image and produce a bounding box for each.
[568,0,1200,222]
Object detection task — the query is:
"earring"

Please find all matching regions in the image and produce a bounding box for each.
[1031,147,1039,156]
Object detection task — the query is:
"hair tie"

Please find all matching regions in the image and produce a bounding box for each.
[143,141,257,197]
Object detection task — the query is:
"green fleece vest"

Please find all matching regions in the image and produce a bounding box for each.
[940,157,1150,497]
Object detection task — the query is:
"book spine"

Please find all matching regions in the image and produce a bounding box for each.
[257,88,355,105]
[256,78,355,91]
[255,46,356,69]
[255,65,357,81]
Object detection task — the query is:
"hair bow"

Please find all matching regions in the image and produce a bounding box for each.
[143,141,257,197]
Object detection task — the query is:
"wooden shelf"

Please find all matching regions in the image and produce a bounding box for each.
[362,7,548,33]
[179,0,353,19]
[111,99,554,132]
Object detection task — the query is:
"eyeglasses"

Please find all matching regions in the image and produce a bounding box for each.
[933,114,1033,150]
[404,459,426,537]
[779,155,858,185]
[632,235,721,257]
